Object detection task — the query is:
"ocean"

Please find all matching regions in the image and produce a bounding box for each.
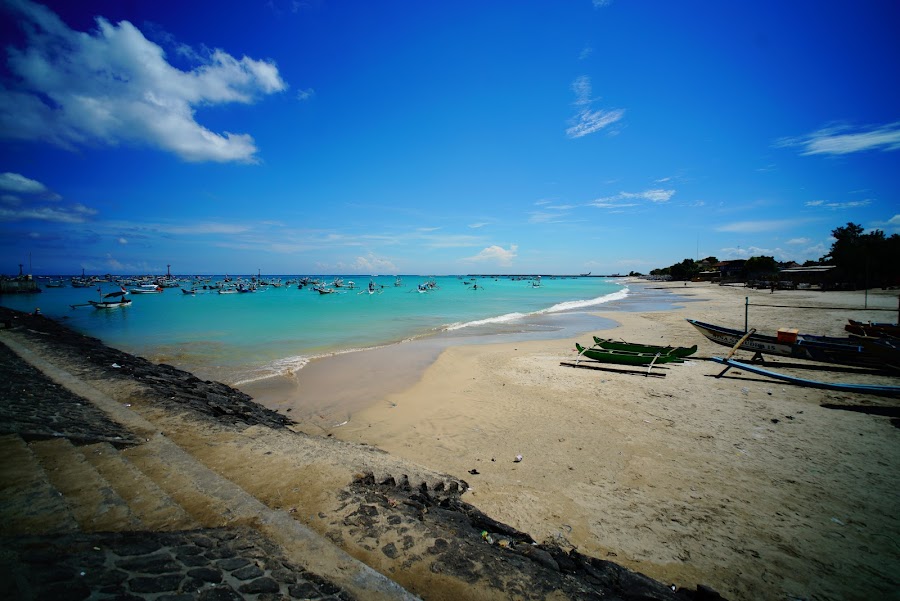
[0,275,662,387]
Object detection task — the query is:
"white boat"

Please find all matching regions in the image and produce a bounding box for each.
[130,284,163,294]
[90,298,132,309]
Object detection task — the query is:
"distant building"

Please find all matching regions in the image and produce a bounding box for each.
[777,265,836,289]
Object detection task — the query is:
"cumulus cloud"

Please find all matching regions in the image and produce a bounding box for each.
[352,252,397,274]
[464,245,518,266]
[566,76,624,138]
[0,0,287,162]
[786,238,810,245]
[776,121,900,156]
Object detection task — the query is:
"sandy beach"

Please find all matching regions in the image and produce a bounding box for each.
[261,281,900,601]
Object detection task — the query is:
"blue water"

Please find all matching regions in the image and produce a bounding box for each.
[1,275,634,384]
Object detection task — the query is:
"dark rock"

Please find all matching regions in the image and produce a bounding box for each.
[197,586,243,601]
[129,574,184,594]
[217,557,251,571]
[232,564,264,580]
[186,567,223,583]
[237,577,280,594]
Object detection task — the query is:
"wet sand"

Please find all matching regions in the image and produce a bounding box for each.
[244,281,900,600]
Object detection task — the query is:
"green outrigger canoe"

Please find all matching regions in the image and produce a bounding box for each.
[592,336,697,358]
[574,343,685,366]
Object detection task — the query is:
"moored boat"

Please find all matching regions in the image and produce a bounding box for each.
[89,298,132,309]
[130,283,163,294]
[574,343,684,366]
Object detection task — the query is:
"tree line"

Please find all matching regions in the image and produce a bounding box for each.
[640,222,900,287]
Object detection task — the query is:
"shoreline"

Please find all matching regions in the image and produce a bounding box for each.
[237,280,689,431]
[301,281,898,600]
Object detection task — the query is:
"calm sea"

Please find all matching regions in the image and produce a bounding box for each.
[0,275,668,386]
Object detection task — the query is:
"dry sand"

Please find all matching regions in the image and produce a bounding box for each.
[250,281,900,601]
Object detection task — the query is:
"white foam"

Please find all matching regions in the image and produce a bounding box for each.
[441,287,629,332]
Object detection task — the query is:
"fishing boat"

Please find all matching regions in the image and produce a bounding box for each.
[574,343,684,366]
[712,357,900,396]
[845,319,900,338]
[687,319,880,368]
[130,283,163,294]
[592,336,697,358]
[87,287,131,309]
[181,288,196,295]
[314,286,335,295]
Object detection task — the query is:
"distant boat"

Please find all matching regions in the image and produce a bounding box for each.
[88,287,131,309]
[90,298,132,309]
[130,284,163,294]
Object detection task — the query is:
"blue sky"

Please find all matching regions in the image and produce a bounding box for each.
[1,0,898,276]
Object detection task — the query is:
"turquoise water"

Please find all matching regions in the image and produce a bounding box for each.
[1,275,630,384]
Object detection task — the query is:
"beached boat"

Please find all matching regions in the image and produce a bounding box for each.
[592,336,697,358]
[845,319,900,338]
[712,357,900,396]
[687,319,880,368]
[574,343,684,366]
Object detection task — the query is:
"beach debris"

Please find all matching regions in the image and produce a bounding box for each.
[514,454,523,463]
[469,468,479,475]
[111,362,121,368]
[831,517,846,526]
[481,531,494,544]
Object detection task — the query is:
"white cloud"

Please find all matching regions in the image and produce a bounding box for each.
[786,238,810,245]
[590,189,675,208]
[889,215,900,225]
[1,0,287,163]
[468,222,489,229]
[567,108,625,139]
[715,220,803,233]
[805,199,872,210]
[464,245,518,266]
[593,0,612,7]
[566,75,624,138]
[296,88,315,101]
[0,205,92,223]
[352,253,397,274]
[0,172,47,194]
[776,121,900,156]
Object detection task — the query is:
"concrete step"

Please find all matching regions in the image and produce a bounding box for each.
[29,438,143,532]
[0,434,78,535]
[80,441,199,531]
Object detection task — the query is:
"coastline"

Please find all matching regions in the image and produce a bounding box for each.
[304,281,899,601]
[237,279,681,431]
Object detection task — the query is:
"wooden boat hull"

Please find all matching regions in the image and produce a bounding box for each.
[687,319,879,368]
[575,343,682,366]
[592,336,697,358]
[712,357,900,395]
